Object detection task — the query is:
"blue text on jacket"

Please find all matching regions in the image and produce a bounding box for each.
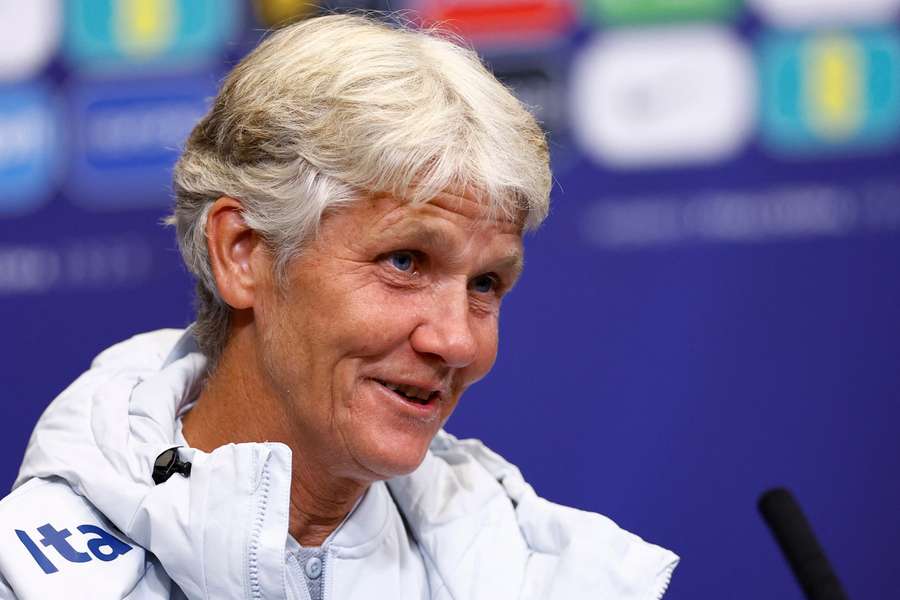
[15,522,133,574]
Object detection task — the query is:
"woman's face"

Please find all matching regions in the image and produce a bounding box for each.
[253,192,524,482]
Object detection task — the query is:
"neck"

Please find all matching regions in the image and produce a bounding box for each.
[181,320,368,546]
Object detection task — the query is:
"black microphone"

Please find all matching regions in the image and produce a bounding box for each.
[758,488,849,600]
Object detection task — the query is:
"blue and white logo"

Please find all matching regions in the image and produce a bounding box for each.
[66,74,215,209]
[0,83,59,216]
[0,0,61,81]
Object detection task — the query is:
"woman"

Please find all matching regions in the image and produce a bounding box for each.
[0,14,677,599]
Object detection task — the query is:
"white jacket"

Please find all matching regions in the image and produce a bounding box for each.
[0,329,678,600]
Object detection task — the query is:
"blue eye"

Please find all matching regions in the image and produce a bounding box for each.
[389,251,415,272]
[471,274,499,294]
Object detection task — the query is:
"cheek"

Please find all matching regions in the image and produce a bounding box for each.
[466,316,501,384]
[331,287,424,355]
[480,322,500,371]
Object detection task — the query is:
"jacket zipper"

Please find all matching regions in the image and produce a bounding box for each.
[247,460,272,600]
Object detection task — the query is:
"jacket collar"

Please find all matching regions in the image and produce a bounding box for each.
[16,329,385,599]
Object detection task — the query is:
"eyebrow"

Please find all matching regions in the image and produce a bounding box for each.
[491,252,524,282]
[387,222,458,251]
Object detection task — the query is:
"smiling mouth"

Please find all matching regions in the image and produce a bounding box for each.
[374,379,439,405]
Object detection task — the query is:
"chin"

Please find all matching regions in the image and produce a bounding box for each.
[354,434,433,480]
[344,379,449,479]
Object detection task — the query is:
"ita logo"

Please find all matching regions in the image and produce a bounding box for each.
[15,522,133,574]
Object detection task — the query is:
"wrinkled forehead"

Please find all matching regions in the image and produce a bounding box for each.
[345,192,525,254]
[403,189,527,235]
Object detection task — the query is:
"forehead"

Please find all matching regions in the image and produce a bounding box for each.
[305,192,526,283]
[364,191,524,237]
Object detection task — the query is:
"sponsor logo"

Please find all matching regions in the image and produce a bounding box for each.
[750,0,900,27]
[406,0,577,47]
[252,0,317,28]
[585,0,740,25]
[0,84,59,216]
[0,0,60,81]
[570,27,755,168]
[16,522,133,574]
[759,30,900,155]
[66,75,214,208]
[64,0,239,71]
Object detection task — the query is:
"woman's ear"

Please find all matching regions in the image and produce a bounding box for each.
[205,197,269,310]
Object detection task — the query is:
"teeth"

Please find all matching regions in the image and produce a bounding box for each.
[380,380,432,402]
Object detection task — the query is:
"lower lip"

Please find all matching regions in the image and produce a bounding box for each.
[369,379,441,421]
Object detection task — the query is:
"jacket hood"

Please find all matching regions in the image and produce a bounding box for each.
[14,329,678,600]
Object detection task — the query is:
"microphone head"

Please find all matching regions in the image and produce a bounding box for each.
[758,487,849,600]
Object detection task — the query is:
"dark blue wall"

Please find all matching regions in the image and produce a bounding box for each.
[2,2,898,598]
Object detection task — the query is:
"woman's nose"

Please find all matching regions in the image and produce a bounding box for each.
[409,284,479,368]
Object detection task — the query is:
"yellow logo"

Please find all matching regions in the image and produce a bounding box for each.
[804,35,864,140]
[253,0,316,28]
[114,0,177,57]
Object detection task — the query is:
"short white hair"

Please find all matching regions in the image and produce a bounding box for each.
[170,14,552,364]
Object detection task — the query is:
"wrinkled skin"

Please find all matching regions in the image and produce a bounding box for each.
[254,192,524,481]
[184,191,525,544]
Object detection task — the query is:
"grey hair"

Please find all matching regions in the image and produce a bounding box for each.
[169,13,552,366]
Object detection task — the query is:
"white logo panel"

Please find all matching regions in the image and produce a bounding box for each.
[0,0,61,81]
[750,0,900,27]
[570,26,755,169]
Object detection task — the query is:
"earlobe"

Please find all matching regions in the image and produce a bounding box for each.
[206,197,267,310]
